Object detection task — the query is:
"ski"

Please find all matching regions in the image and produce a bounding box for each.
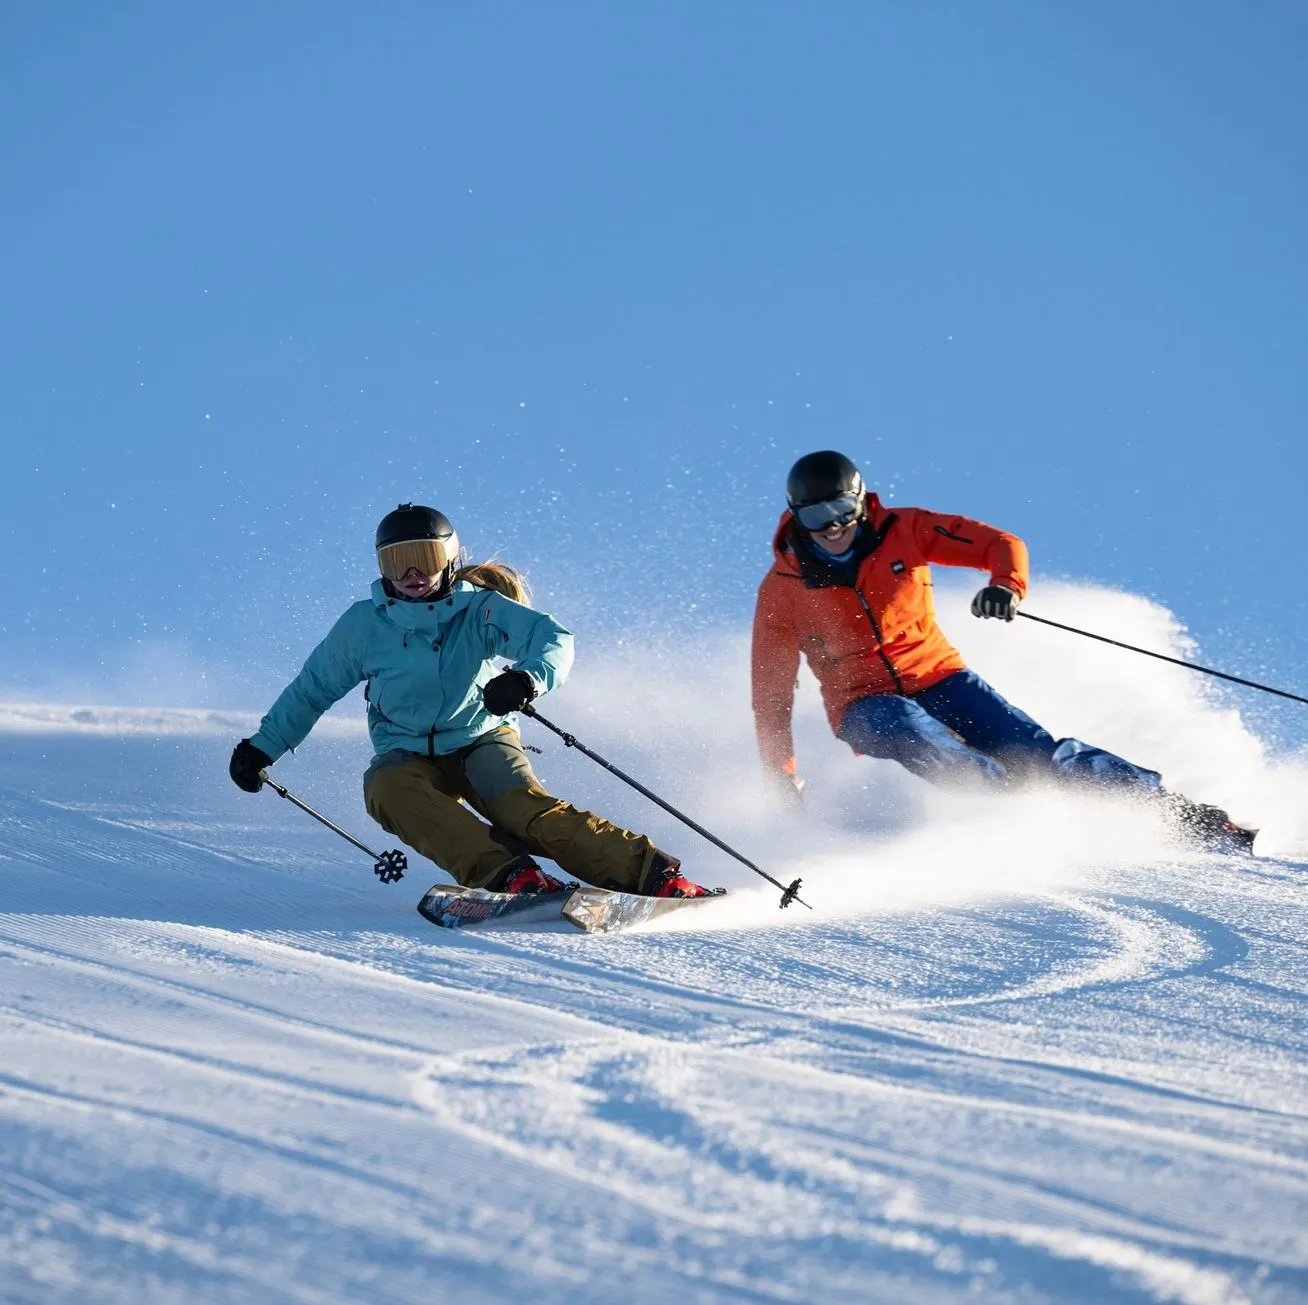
[416,883,577,930]
[416,882,728,935]
[562,885,728,935]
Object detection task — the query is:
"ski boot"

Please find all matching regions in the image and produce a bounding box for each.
[500,860,568,895]
[1159,792,1258,855]
[652,865,712,899]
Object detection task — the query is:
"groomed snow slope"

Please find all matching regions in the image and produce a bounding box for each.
[2,583,1307,1304]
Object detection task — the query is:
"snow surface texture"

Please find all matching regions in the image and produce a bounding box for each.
[2,582,1307,1304]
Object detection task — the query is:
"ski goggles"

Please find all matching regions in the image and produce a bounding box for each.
[376,535,459,582]
[793,493,862,532]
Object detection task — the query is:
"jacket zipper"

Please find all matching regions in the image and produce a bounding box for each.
[854,589,905,696]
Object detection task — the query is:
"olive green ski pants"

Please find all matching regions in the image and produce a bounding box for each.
[363,726,672,894]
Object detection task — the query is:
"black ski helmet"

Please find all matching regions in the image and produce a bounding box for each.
[375,503,456,550]
[785,451,865,511]
[374,504,460,582]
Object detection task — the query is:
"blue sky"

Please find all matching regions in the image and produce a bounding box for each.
[2,1,1305,740]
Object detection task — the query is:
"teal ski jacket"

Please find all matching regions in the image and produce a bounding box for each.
[250,579,573,762]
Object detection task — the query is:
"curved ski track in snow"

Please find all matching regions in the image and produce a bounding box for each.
[1,731,1307,1303]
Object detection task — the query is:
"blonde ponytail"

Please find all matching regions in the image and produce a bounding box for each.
[452,560,530,605]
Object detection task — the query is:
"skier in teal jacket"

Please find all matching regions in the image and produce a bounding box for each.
[248,561,573,763]
[229,504,708,899]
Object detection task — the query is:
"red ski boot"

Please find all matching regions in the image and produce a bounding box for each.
[1160,792,1258,854]
[501,861,568,895]
[652,866,711,898]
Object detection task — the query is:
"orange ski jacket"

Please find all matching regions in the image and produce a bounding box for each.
[751,493,1029,778]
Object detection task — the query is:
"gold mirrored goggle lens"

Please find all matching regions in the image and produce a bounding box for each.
[377,537,457,581]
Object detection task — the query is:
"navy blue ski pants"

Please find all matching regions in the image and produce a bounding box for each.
[837,669,1162,792]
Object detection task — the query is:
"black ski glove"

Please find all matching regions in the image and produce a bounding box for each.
[971,585,1020,622]
[229,738,272,793]
[482,669,537,716]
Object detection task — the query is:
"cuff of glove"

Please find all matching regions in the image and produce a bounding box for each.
[248,733,283,764]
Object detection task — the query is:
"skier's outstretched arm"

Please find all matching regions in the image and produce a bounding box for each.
[250,609,368,763]
[751,575,803,800]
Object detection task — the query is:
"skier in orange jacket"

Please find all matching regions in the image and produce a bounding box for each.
[751,451,1252,850]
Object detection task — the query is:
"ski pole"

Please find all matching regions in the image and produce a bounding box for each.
[259,773,408,883]
[1017,612,1308,706]
[523,706,810,909]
